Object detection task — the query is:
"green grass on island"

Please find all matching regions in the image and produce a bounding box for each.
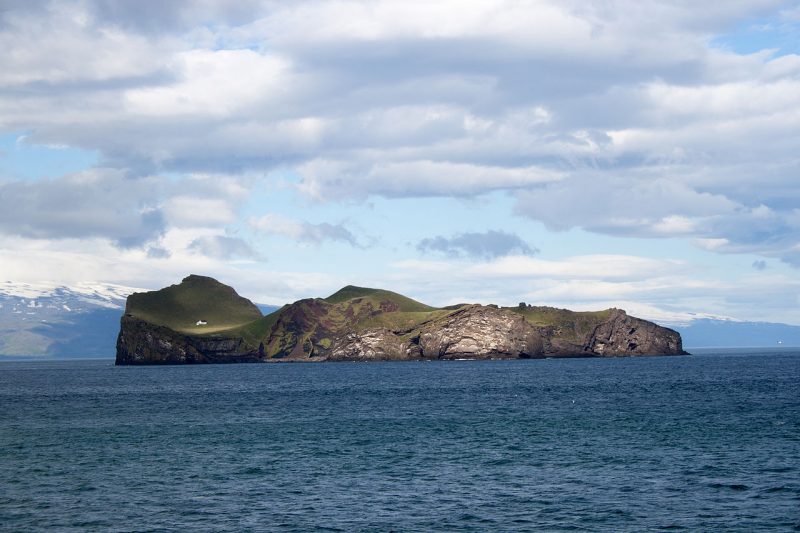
[508,305,616,341]
[125,275,263,334]
[324,285,435,312]
[126,275,623,355]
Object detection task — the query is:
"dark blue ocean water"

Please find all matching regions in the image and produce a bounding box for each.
[1,351,799,532]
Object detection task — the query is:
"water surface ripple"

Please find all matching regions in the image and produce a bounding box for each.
[1,351,799,531]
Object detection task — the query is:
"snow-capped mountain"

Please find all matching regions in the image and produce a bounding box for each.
[0,282,143,357]
[0,282,281,358]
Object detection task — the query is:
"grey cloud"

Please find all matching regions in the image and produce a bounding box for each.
[0,1,770,174]
[515,173,800,266]
[0,6,173,92]
[250,214,360,247]
[0,0,798,266]
[701,209,800,267]
[514,174,737,234]
[296,159,560,200]
[188,235,259,259]
[0,168,251,249]
[0,2,790,183]
[89,0,232,33]
[0,1,268,35]
[752,260,767,270]
[146,246,171,259]
[0,169,165,247]
[300,223,359,246]
[417,230,538,260]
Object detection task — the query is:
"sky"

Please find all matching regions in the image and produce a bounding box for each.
[0,0,798,325]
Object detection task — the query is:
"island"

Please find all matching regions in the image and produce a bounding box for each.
[115,275,687,365]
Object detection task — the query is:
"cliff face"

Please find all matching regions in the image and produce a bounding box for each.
[116,315,261,365]
[115,278,687,365]
[323,306,684,361]
[585,309,684,356]
[115,275,265,365]
[327,305,545,361]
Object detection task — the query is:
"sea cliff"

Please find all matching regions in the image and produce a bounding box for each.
[115,276,686,365]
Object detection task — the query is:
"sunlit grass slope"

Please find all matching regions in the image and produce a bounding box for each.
[508,305,615,341]
[324,285,435,312]
[325,285,449,332]
[126,276,624,358]
[219,285,447,355]
[125,275,263,334]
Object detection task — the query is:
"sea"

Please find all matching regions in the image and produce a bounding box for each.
[1,349,798,532]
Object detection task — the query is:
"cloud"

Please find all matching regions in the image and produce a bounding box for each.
[0,168,254,249]
[188,235,258,260]
[295,158,561,200]
[0,231,346,307]
[0,2,173,89]
[515,176,738,234]
[752,260,767,270]
[515,172,800,265]
[146,246,171,259]
[86,0,267,34]
[464,254,683,281]
[0,0,797,270]
[249,213,360,246]
[386,254,800,325]
[124,50,291,118]
[0,168,165,247]
[162,197,239,228]
[417,230,537,260]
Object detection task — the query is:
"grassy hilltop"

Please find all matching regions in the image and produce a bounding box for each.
[124,275,263,334]
[225,285,454,357]
[123,276,642,361]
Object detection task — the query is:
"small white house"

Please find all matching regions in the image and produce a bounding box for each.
[196,320,208,326]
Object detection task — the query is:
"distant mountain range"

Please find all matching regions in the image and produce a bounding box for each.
[0,282,132,358]
[675,318,800,348]
[0,281,797,358]
[0,282,278,358]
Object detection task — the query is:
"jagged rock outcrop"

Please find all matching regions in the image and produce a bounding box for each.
[418,304,545,358]
[115,277,687,365]
[325,305,545,360]
[322,306,683,361]
[328,329,411,361]
[584,309,683,356]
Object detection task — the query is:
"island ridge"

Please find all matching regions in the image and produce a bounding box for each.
[116,275,687,365]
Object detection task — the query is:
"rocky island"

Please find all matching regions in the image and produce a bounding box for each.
[116,275,687,365]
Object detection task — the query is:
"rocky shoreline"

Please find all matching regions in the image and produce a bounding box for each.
[116,276,686,365]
